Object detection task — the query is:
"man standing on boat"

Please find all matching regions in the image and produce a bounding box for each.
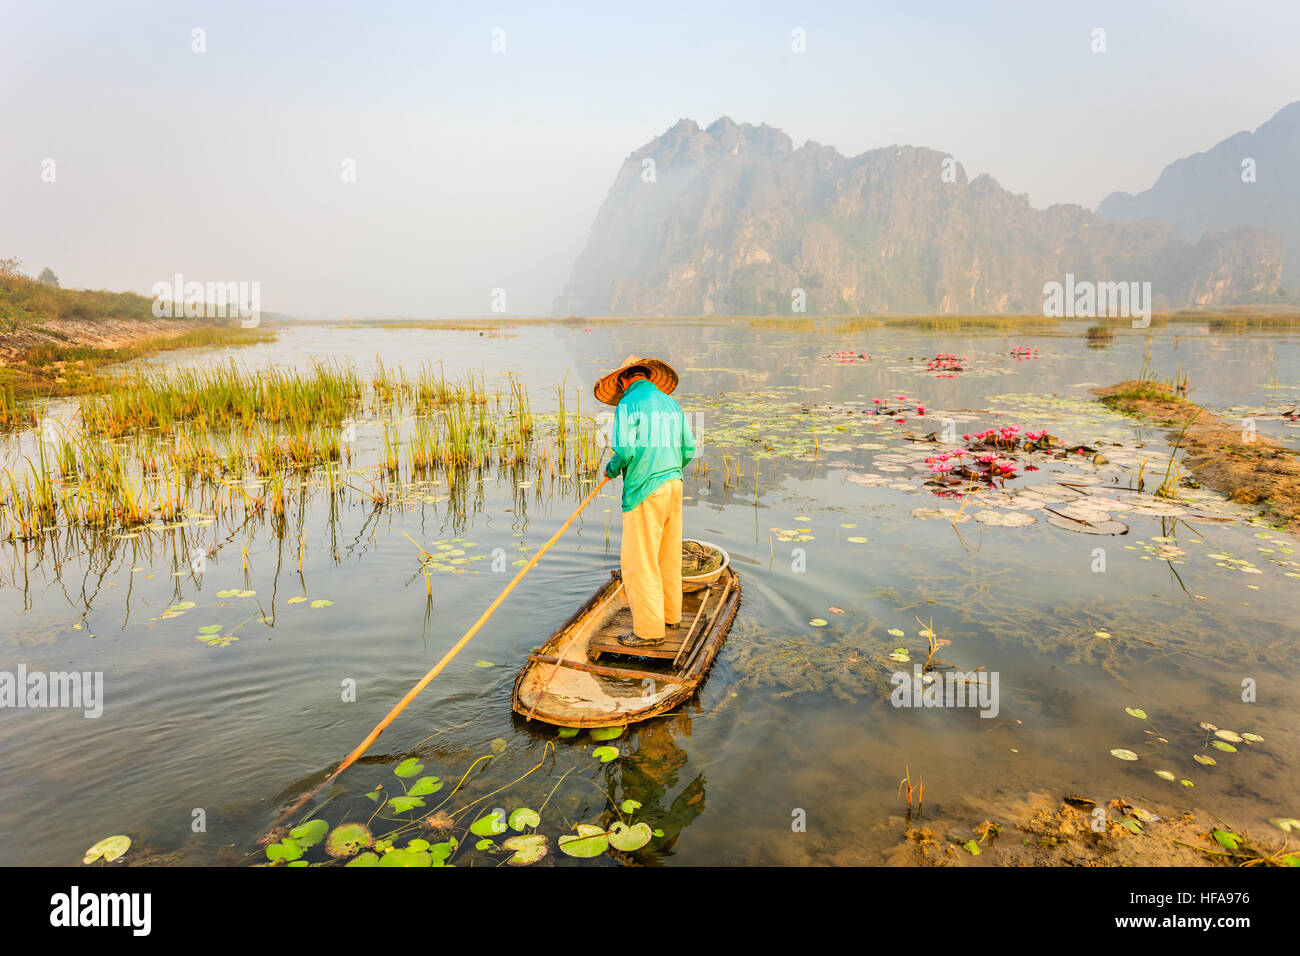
[596,355,697,648]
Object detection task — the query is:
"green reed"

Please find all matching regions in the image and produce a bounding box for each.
[2,361,607,541]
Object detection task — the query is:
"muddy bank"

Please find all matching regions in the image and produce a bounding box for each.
[1094,380,1300,531]
[0,318,273,400]
[886,790,1296,866]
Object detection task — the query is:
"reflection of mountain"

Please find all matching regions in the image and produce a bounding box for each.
[557,117,1283,316]
[1099,101,1300,298]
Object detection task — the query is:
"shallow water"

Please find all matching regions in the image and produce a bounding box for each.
[2,318,1298,866]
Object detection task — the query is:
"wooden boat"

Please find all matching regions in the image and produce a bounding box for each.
[512,565,741,728]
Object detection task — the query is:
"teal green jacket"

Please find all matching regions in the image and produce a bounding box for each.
[604,379,697,512]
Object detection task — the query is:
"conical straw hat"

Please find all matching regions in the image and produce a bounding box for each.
[593,354,679,406]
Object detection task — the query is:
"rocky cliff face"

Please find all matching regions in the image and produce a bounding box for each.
[556,117,1283,316]
[1099,101,1299,291]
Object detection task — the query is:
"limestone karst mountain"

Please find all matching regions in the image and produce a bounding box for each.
[556,115,1286,316]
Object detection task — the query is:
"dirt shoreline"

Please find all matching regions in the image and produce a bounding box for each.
[886,790,1295,866]
[0,317,273,401]
[1094,380,1300,532]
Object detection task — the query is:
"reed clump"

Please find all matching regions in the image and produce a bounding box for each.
[1,361,608,541]
[78,360,362,438]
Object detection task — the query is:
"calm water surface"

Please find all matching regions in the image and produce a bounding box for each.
[2,318,1297,865]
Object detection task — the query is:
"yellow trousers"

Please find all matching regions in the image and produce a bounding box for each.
[621,479,683,640]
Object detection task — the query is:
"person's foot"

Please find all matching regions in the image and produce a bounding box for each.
[616,632,666,648]
[667,621,681,629]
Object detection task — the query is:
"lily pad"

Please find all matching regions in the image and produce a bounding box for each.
[589,726,624,741]
[469,811,508,837]
[1124,707,1148,720]
[556,727,580,739]
[394,757,424,778]
[592,745,619,762]
[620,799,642,814]
[508,808,540,831]
[289,818,329,848]
[387,796,426,813]
[287,596,308,605]
[474,838,496,851]
[1212,830,1242,851]
[501,834,548,865]
[1109,749,1139,761]
[345,852,379,867]
[558,824,609,858]
[83,835,131,865]
[1154,770,1176,781]
[407,776,443,796]
[429,839,456,865]
[607,821,653,852]
[1210,740,1238,753]
[266,838,303,862]
[325,823,373,858]
[310,599,333,609]
[377,847,431,867]
[1213,729,1243,743]
[1193,754,1217,766]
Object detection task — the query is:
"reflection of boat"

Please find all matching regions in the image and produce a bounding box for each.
[512,558,741,729]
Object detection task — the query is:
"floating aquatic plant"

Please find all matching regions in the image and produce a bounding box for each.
[83,835,131,865]
[325,823,373,857]
[501,834,547,865]
[557,825,609,858]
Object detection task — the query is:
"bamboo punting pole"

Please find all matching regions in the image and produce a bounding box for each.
[268,473,612,830]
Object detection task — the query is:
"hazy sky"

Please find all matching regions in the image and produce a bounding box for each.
[3,0,1297,317]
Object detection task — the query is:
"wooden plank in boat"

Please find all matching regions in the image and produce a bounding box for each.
[510,567,741,728]
[586,588,712,661]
